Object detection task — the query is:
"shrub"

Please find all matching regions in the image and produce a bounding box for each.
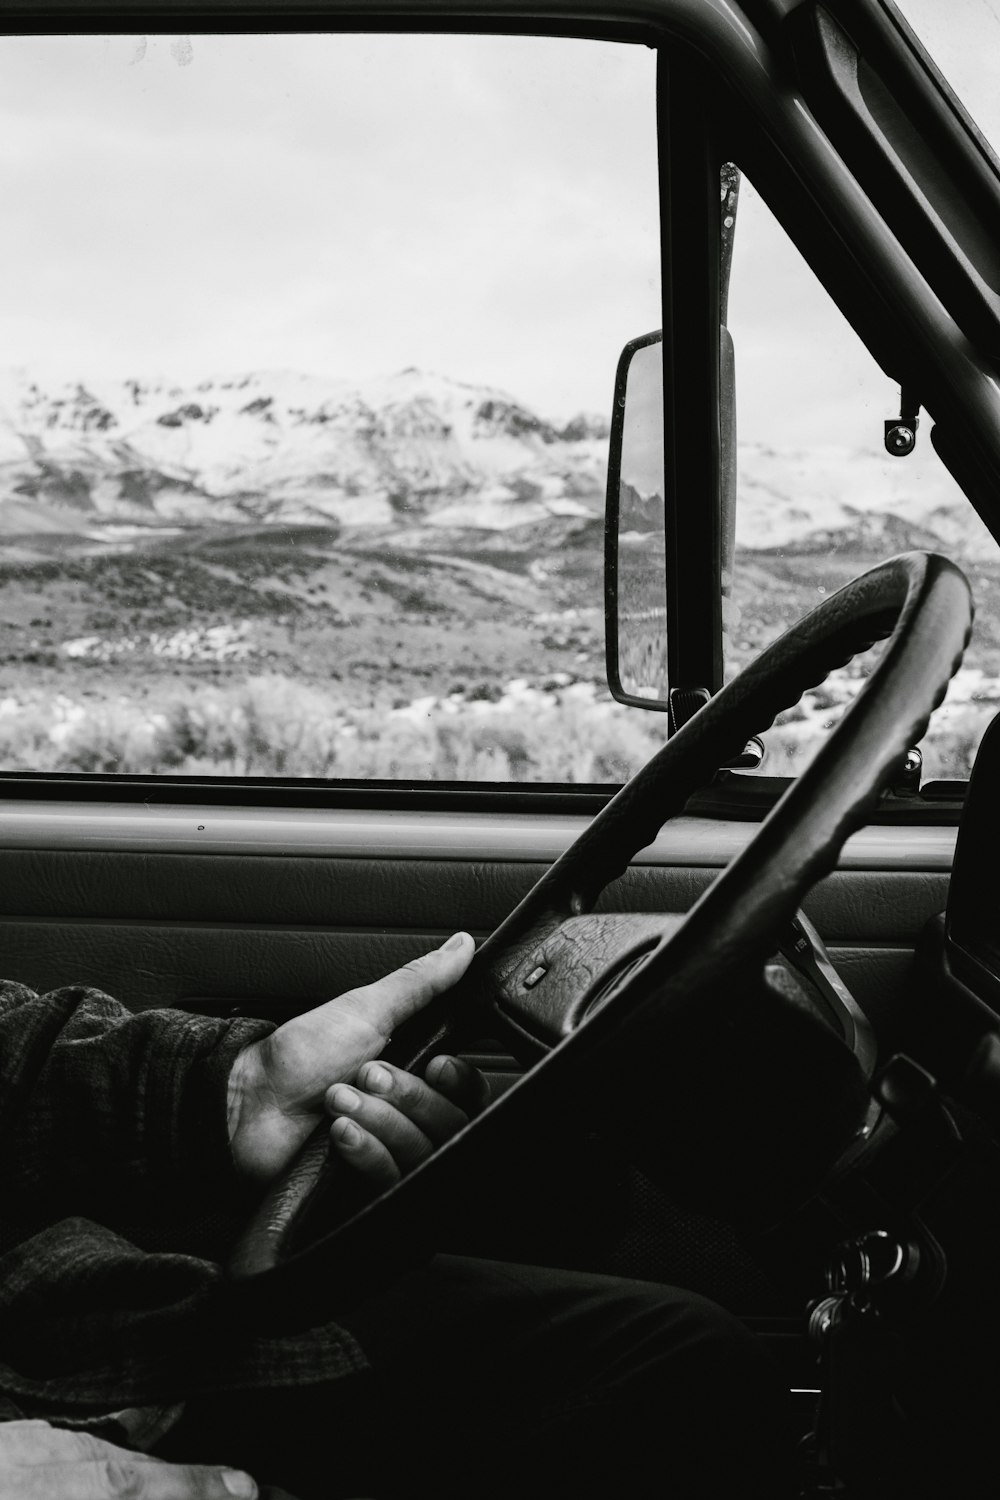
[1,669,992,785]
[0,676,667,782]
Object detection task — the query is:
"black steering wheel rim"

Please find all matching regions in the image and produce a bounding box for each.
[227,552,973,1329]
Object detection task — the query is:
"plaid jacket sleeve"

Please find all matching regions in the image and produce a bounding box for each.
[0,985,370,1415]
[0,980,275,1255]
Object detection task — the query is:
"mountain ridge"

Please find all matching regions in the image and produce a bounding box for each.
[1,366,992,558]
[0,367,610,539]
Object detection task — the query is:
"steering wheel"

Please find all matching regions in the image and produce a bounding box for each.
[227,552,972,1330]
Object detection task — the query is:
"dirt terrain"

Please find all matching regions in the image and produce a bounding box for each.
[2,362,998,784]
[0,514,602,699]
[2,515,997,782]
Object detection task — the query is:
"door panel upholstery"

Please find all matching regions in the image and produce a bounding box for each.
[0,807,951,1029]
[0,800,955,1331]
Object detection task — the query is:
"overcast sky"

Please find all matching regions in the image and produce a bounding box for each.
[0,33,660,421]
[0,5,997,433]
[728,0,1000,454]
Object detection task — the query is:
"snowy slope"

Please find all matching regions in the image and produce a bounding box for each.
[0,368,610,535]
[0,367,994,557]
[734,442,996,559]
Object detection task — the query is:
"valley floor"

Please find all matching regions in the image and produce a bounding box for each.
[1,527,997,783]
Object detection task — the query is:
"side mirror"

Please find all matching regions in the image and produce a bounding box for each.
[604,326,738,719]
[604,331,669,710]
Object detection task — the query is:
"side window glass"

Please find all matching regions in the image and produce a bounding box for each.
[0,34,661,785]
[725,173,997,781]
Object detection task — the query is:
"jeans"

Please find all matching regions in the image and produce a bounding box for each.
[160,1255,792,1499]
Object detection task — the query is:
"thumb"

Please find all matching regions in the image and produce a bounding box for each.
[336,931,476,1037]
[227,933,477,1181]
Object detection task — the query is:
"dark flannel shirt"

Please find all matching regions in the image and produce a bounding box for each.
[0,980,367,1430]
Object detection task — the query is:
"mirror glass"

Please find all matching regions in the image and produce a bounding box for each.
[616,338,667,702]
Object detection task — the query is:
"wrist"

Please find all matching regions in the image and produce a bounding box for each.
[226,1035,274,1179]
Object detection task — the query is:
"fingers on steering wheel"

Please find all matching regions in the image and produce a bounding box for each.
[329,1113,404,1186]
[325,1064,464,1169]
[358,1058,479,1140]
[423,1053,491,1116]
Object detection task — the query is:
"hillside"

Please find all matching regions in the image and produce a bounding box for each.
[1,366,990,560]
[0,368,609,550]
[1,365,998,781]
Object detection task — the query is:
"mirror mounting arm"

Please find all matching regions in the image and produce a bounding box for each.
[669,688,766,771]
[884,383,921,457]
[667,686,710,734]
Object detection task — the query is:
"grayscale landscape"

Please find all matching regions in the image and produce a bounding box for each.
[1,367,997,781]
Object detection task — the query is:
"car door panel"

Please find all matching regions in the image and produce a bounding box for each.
[0,806,951,1035]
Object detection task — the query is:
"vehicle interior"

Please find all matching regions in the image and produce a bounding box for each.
[4,0,1000,1495]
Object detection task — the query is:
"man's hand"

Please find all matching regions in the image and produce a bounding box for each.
[326,1049,489,1190]
[0,1420,257,1499]
[227,933,482,1183]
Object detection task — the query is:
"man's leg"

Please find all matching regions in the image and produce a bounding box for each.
[163,1255,791,1499]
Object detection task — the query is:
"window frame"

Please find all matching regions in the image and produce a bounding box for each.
[1,0,998,818]
[0,13,680,809]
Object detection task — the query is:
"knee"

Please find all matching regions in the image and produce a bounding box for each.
[604,1279,776,1381]
[619,1287,794,1497]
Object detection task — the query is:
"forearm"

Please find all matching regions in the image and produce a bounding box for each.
[0,981,273,1246]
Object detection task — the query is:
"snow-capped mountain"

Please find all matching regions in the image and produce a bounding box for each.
[0,368,610,536]
[624,443,995,560]
[733,442,996,559]
[0,367,994,557]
